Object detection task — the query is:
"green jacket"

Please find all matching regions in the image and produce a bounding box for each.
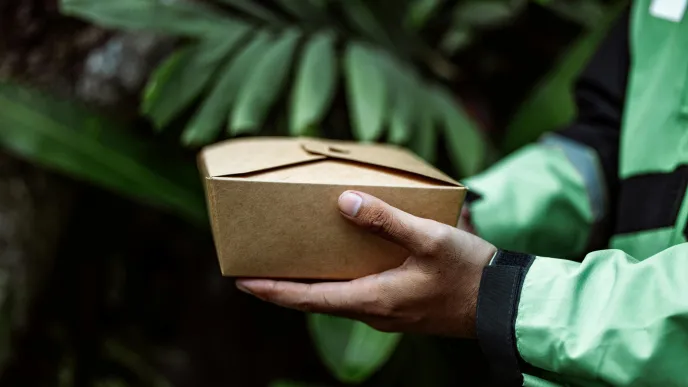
[467,2,688,386]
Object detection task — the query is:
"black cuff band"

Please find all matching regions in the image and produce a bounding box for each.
[476,250,535,386]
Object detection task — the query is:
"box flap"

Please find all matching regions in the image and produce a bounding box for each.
[301,139,460,186]
[200,137,461,186]
[200,138,326,177]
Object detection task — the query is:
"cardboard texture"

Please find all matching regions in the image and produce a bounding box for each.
[199,137,467,280]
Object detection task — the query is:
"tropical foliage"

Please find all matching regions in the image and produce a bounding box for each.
[0,0,624,385]
[61,0,500,176]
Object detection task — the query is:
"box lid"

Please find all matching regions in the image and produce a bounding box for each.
[200,137,460,186]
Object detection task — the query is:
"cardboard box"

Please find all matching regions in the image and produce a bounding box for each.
[198,137,466,280]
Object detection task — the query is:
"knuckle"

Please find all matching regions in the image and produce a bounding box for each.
[294,298,316,313]
[319,293,338,311]
[375,301,394,318]
[357,281,387,314]
[297,284,318,312]
[373,293,400,318]
[419,224,453,257]
[364,206,396,235]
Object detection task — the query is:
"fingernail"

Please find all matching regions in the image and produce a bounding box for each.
[338,191,362,217]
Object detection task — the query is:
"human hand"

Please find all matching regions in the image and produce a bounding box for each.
[235,191,497,338]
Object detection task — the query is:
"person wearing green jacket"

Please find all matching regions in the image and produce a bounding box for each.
[235,1,688,385]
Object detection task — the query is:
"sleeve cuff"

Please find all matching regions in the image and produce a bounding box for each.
[476,250,535,386]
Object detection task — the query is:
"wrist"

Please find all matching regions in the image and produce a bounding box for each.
[475,250,536,385]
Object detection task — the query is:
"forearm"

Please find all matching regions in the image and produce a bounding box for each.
[463,143,600,259]
[477,245,688,386]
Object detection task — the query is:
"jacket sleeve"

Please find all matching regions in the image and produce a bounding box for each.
[477,246,688,387]
[461,9,630,260]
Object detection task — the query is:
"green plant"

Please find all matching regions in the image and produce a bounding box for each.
[57,1,501,383]
[0,0,624,385]
[0,82,206,226]
[308,314,402,384]
[60,0,499,176]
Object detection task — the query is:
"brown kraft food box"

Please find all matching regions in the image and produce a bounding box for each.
[198,137,467,280]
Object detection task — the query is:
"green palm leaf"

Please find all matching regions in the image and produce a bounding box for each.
[384,59,419,145]
[409,93,437,164]
[433,86,485,176]
[453,1,518,27]
[142,29,248,130]
[289,31,337,136]
[407,0,444,29]
[60,0,238,36]
[181,36,262,146]
[0,82,205,225]
[308,314,401,384]
[344,42,389,142]
[230,29,302,135]
[217,0,282,23]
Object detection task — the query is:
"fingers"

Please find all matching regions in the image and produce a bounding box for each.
[236,277,382,316]
[338,190,453,257]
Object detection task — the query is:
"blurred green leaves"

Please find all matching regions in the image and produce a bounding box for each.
[407,0,443,29]
[308,314,401,384]
[49,1,624,386]
[290,31,338,136]
[60,0,237,36]
[143,29,249,130]
[344,43,389,142]
[433,87,486,175]
[62,0,489,179]
[453,1,520,27]
[0,82,206,225]
[231,29,301,134]
[386,60,418,145]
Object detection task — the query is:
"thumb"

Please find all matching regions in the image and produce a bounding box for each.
[338,190,449,257]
